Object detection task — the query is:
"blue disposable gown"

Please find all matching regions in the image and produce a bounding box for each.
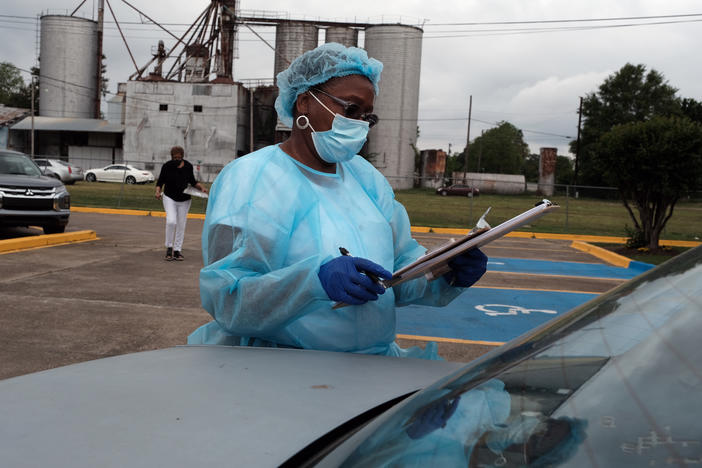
[188,145,464,358]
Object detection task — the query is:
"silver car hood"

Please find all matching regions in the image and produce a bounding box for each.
[0,174,63,188]
[0,345,464,467]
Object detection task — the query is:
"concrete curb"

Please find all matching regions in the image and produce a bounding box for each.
[0,230,98,254]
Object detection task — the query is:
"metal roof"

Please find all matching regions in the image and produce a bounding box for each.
[0,106,30,126]
[11,116,124,133]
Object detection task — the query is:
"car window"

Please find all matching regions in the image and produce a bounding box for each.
[339,248,702,467]
[35,160,48,167]
[0,153,43,176]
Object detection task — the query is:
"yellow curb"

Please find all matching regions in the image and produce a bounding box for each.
[657,240,702,247]
[0,230,98,254]
[72,206,206,220]
[506,231,632,243]
[397,334,504,347]
[571,240,631,268]
[64,213,702,246]
[409,226,701,247]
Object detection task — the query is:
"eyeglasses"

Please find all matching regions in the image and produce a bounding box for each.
[310,88,379,128]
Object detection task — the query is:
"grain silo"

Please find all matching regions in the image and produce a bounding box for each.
[39,15,98,118]
[273,22,318,82]
[364,25,423,189]
[325,27,358,47]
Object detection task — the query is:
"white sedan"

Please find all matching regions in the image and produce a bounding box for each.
[84,164,154,184]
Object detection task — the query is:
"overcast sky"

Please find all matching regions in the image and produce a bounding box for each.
[2,0,702,156]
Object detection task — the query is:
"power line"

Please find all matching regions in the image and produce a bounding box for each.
[426,12,702,26]
[3,11,702,25]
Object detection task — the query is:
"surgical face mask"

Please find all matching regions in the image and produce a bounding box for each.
[304,91,370,164]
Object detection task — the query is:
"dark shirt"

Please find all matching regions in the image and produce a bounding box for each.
[156,159,198,202]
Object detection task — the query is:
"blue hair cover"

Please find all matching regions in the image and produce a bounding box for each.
[274,42,383,127]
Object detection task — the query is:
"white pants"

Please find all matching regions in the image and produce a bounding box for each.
[163,194,191,251]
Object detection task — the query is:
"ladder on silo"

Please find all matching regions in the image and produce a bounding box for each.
[34,14,40,69]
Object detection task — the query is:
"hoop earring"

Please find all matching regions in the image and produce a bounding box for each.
[296,115,310,130]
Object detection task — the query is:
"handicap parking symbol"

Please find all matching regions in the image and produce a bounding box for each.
[475,304,558,317]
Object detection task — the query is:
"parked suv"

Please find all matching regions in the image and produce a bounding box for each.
[0,150,70,234]
[34,158,84,185]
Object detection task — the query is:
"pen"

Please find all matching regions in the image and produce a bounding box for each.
[339,247,381,285]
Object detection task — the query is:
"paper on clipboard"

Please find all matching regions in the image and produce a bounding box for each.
[331,199,559,309]
[184,185,208,198]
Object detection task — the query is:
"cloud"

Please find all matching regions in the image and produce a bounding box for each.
[3,0,702,159]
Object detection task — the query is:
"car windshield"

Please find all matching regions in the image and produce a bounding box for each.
[0,153,42,176]
[338,247,702,467]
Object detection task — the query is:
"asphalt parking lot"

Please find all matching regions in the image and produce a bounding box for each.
[0,211,627,380]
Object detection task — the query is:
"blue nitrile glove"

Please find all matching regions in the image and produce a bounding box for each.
[318,256,392,305]
[406,396,461,439]
[444,248,488,287]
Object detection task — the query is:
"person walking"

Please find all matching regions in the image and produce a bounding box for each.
[155,146,207,261]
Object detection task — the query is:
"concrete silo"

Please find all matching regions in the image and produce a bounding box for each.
[364,25,423,189]
[325,27,358,47]
[39,15,98,118]
[273,22,318,82]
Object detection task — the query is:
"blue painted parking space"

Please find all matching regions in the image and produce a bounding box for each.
[398,287,598,343]
[488,257,653,279]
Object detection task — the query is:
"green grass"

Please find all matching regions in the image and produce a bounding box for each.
[66,183,702,241]
[67,181,209,214]
[395,189,702,240]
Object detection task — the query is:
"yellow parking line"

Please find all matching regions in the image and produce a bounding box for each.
[72,206,206,220]
[397,334,505,346]
[0,230,98,254]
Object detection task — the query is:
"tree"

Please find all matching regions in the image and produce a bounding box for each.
[463,121,528,174]
[598,116,702,249]
[0,62,32,108]
[555,156,574,186]
[681,97,702,123]
[571,63,681,186]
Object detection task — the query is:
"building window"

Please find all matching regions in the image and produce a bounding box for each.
[193,105,203,113]
[159,104,168,111]
[192,85,211,96]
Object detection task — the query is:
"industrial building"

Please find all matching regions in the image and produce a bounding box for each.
[10,1,425,188]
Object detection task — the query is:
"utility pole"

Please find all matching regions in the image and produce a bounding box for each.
[463,95,472,176]
[30,73,35,157]
[477,130,484,173]
[95,0,104,119]
[574,96,583,185]
[249,88,254,153]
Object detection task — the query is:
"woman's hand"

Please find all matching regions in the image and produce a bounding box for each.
[444,248,488,287]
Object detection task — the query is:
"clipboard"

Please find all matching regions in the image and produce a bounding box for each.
[331,199,559,309]
[385,199,559,288]
[184,185,208,199]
